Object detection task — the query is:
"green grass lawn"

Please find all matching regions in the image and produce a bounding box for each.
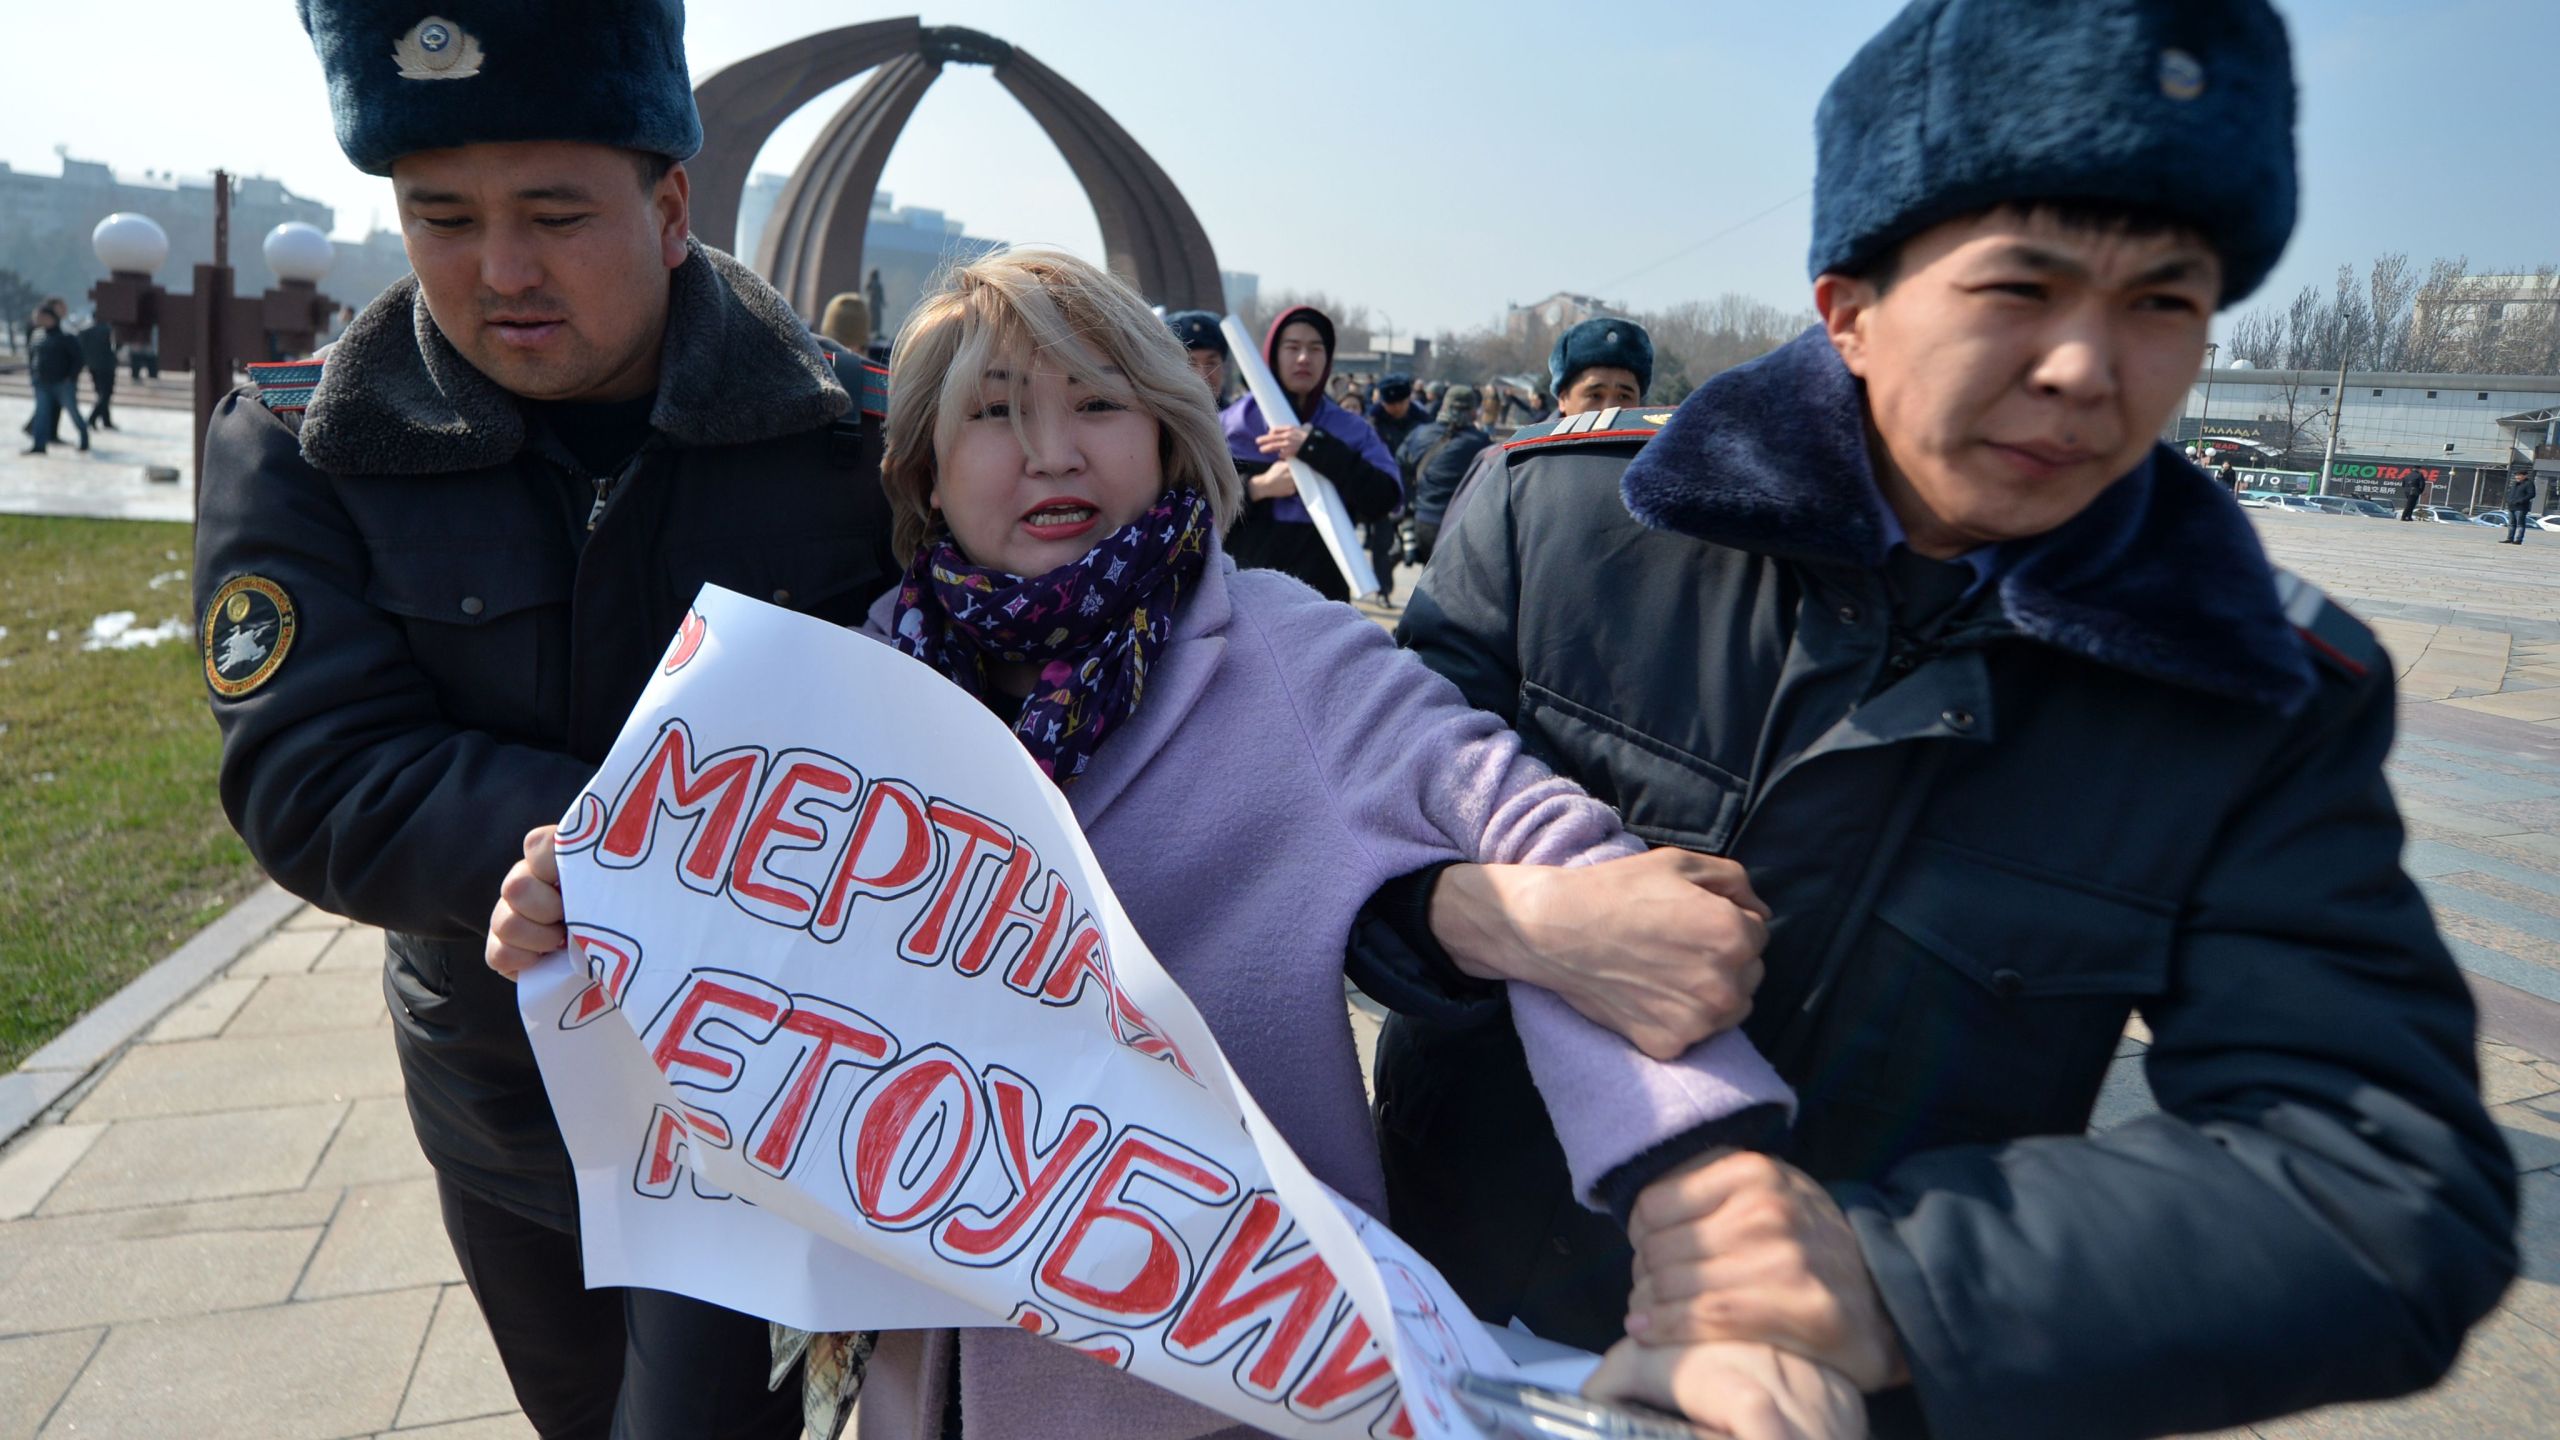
[0,515,266,1071]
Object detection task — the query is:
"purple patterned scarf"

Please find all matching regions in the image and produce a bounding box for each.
[891,490,1213,782]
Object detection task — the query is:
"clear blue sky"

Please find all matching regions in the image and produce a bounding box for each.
[3,1,2549,336]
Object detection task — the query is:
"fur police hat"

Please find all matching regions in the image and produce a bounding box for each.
[1163,310,1228,355]
[1809,0,2297,305]
[297,1,703,176]
[1549,318,1653,397]
[1376,374,1414,403]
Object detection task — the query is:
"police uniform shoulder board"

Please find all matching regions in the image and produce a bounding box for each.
[1499,405,1676,456]
[246,359,326,417]
[2272,567,2379,680]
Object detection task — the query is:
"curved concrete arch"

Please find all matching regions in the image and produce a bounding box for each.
[690,20,1223,319]
[755,53,942,316]
[688,17,922,256]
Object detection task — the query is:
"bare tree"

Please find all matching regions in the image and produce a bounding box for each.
[2283,285,2326,369]
[2227,308,2286,368]
[2405,256,2473,372]
[2367,251,2416,371]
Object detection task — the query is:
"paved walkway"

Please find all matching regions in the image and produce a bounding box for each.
[0,373,199,523]
[4,513,2560,1437]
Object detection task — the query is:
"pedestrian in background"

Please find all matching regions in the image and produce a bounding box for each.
[21,307,90,455]
[2507,468,2538,543]
[1220,304,1402,601]
[1366,374,1428,601]
[2399,471,2425,521]
[78,315,118,431]
[1397,382,1493,564]
[818,292,871,353]
[1161,309,1229,402]
[21,297,70,446]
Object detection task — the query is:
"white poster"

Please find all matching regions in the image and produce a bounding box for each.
[519,584,1546,1438]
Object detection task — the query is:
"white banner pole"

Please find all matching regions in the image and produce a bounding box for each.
[1220,315,1380,598]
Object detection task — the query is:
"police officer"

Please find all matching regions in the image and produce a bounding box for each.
[1162,307,1229,402]
[2506,467,2538,542]
[195,4,896,1436]
[1438,316,1659,541]
[1360,1,2514,1432]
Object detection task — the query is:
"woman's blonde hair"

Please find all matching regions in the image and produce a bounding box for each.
[881,246,1242,563]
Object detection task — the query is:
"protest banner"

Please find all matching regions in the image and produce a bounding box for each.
[1219,313,1380,598]
[519,584,1550,1439]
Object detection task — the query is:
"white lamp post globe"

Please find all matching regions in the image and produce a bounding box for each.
[92,212,170,275]
[263,222,334,285]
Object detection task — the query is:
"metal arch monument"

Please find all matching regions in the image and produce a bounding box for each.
[689,18,1224,320]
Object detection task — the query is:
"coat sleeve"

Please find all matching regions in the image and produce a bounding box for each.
[1841,665,2517,1439]
[193,392,597,940]
[1298,424,1401,521]
[1234,580,1791,1210]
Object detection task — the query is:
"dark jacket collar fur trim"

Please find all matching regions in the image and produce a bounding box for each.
[1621,328,2317,714]
[298,241,849,476]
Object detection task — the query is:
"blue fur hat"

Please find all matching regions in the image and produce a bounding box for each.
[1808,0,2297,305]
[297,1,703,176]
[1163,310,1228,355]
[1549,318,1654,397]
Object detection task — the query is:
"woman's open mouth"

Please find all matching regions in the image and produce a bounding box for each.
[1020,500,1101,541]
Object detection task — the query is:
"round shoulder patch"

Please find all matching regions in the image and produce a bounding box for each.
[203,576,298,698]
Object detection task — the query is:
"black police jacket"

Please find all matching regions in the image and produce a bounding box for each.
[1367,331,2517,1439]
[194,244,896,1227]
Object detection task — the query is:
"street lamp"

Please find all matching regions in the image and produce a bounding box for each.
[2197,341,2220,453]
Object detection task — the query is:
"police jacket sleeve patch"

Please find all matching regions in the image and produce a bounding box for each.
[204,575,299,698]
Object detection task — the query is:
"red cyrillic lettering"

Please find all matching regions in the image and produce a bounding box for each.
[813,778,936,940]
[844,1048,983,1230]
[1033,1129,1236,1325]
[1165,1192,1343,1397]
[1289,1313,1396,1421]
[597,719,767,890]
[558,925,642,1030]
[728,752,859,923]
[643,971,788,1095]
[635,1104,732,1201]
[956,840,1072,981]
[934,1068,1108,1264]
[898,801,1016,964]
[745,997,898,1177]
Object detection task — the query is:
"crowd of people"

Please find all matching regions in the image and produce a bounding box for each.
[187,2,2523,1439]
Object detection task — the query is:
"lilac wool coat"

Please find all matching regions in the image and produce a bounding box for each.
[854,552,1788,1440]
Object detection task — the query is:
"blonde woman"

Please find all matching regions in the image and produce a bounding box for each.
[487,248,1846,1439]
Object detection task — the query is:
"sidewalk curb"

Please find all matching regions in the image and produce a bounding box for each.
[0,881,299,1144]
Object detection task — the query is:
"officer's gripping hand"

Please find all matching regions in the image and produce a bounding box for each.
[485,825,566,982]
[1584,1337,1866,1440]
[1625,1151,1908,1395]
[1430,849,1770,1061]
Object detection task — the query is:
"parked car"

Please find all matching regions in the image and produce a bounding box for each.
[2473,511,2511,527]
[2274,495,2318,514]
[2534,514,2560,532]
[2303,495,2354,514]
[2237,489,2281,509]
[2344,499,2397,519]
[2421,506,2469,523]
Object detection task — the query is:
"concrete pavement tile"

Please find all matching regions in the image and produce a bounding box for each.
[2504,1171,2560,1342]
[0,1190,340,1278]
[2446,690,2560,722]
[0,1127,102,1221]
[314,925,389,974]
[310,1096,435,1189]
[225,971,389,1037]
[280,904,348,932]
[2488,831,2560,866]
[0,1329,100,1440]
[66,1028,400,1123]
[41,1286,436,1440]
[227,926,336,978]
[298,1179,462,1299]
[2253,1307,2560,1439]
[39,1103,344,1214]
[2480,1040,2560,1107]
[2496,1095,2560,1173]
[2433,912,2560,1003]
[142,977,260,1043]
[2398,801,2534,839]
[0,1224,320,1332]
[377,1419,536,1439]
[396,1284,520,1431]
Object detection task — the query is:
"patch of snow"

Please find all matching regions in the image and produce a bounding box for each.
[147,570,188,590]
[82,611,192,651]
[45,629,60,643]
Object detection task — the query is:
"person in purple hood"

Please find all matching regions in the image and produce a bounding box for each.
[486,248,1838,1438]
[1219,304,1404,602]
